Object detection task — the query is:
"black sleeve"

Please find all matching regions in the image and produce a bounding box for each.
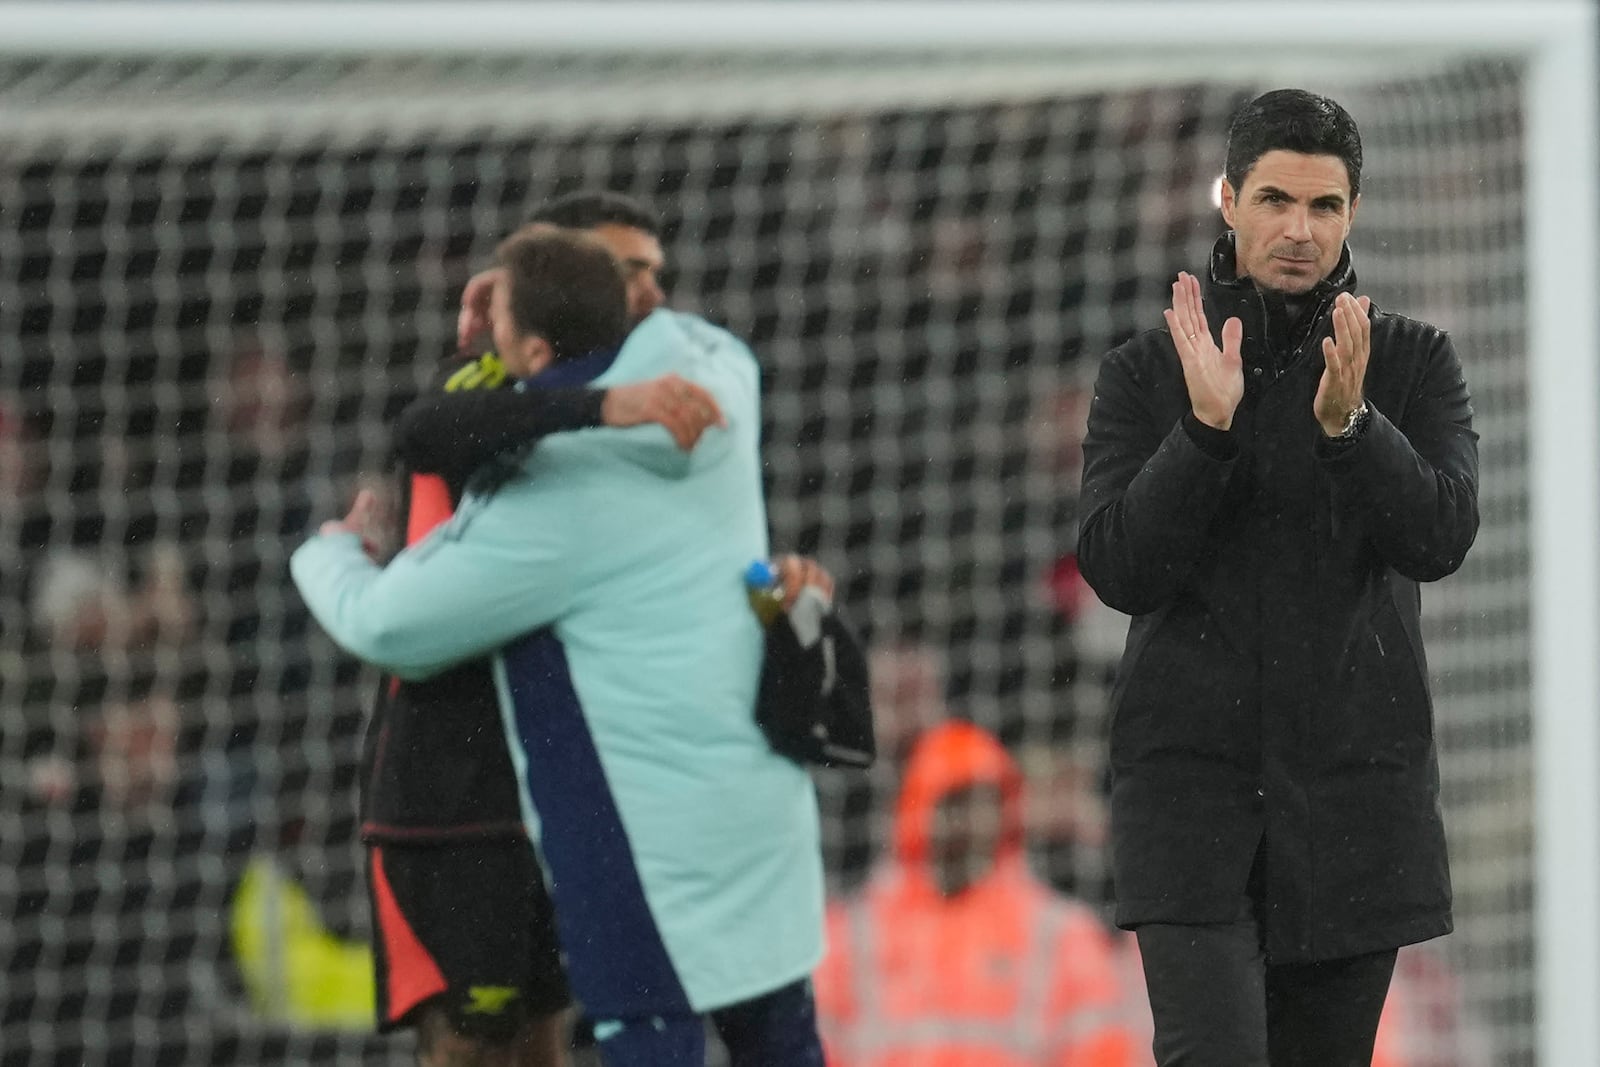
[1076,343,1240,616]
[393,386,606,492]
[1182,411,1241,461]
[1316,332,1479,581]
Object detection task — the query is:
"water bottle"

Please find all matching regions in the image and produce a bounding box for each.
[745,559,786,627]
[744,559,829,647]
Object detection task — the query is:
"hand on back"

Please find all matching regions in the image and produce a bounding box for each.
[602,374,727,451]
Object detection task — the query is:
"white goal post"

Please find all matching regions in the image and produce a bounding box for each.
[2,2,1595,1065]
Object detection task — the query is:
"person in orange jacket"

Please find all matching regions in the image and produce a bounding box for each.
[815,720,1145,1067]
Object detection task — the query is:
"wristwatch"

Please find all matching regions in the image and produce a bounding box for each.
[1331,400,1370,441]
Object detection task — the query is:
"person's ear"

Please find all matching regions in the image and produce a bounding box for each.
[520,335,555,376]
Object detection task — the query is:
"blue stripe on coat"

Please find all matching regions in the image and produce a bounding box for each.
[499,630,692,1018]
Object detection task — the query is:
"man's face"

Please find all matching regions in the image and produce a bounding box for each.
[589,223,666,326]
[1221,149,1359,295]
[928,783,1007,896]
[488,269,549,377]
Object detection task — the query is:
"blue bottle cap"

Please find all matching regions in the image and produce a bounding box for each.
[744,559,778,589]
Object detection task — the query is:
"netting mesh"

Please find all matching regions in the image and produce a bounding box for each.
[0,52,1526,1065]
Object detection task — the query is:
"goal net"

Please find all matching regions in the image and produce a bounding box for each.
[0,19,1565,1067]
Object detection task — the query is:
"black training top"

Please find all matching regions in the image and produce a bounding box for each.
[360,353,606,842]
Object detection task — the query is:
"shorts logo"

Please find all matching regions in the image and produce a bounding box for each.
[463,986,520,1016]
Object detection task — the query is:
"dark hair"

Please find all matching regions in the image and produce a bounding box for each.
[494,224,628,362]
[1225,89,1363,198]
[528,190,661,236]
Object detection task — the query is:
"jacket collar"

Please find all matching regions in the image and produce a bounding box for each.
[1204,233,1357,361]
[513,346,620,391]
[1207,231,1356,296]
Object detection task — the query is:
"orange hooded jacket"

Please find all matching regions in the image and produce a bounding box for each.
[815,721,1144,1067]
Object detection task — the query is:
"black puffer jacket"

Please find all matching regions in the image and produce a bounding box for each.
[1078,235,1479,963]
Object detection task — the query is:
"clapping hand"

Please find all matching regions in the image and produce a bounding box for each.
[1163,271,1244,431]
[1313,293,1372,436]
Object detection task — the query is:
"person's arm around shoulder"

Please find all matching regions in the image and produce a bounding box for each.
[393,380,602,488]
[593,312,756,478]
[394,373,726,488]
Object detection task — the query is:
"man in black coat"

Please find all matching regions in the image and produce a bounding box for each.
[1077,89,1479,1066]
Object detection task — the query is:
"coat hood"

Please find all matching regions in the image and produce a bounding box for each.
[893,720,1025,869]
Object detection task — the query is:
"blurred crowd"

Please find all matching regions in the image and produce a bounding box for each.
[0,340,378,1063]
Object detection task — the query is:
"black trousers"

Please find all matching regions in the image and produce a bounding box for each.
[1135,920,1397,1067]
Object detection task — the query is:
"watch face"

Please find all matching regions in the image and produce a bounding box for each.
[1330,404,1362,440]
[1343,403,1368,438]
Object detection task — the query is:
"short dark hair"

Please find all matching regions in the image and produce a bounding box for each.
[494,224,628,363]
[1225,89,1364,198]
[528,190,661,236]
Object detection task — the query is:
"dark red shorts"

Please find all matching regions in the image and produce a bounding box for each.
[368,839,570,1043]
